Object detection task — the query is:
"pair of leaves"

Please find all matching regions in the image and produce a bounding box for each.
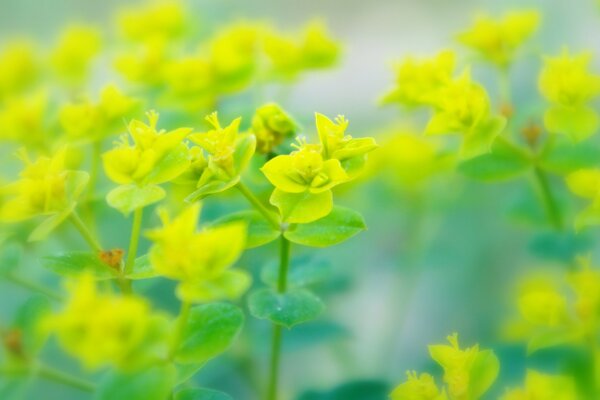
[107,184,165,216]
[544,105,599,142]
[248,288,324,328]
[211,206,366,249]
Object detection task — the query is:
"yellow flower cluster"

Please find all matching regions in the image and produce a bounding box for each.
[261,113,376,223]
[145,203,250,303]
[45,275,165,370]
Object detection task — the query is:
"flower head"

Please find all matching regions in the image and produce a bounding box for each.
[251,103,298,154]
[145,203,250,302]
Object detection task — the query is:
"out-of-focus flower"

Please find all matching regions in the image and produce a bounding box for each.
[457,10,540,68]
[426,70,506,158]
[390,371,447,400]
[390,334,499,400]
[263,20,340,81]
[251,103,297,154]
[0,149,87,223]
[209,23,260,93]
[539,49,600,141]
[50,26,102,85]
[45,275,165,370]
[59,84,139,141]
[0,91,47,146]
[428,333,499,399]
[501,370,577,400]
[566,168,600,229]
[0,41,38,98]
[145,203,250,303]
[117,1,186,42]
[115,39,170,87]
[184,112,256,200]
[381,50,456,107]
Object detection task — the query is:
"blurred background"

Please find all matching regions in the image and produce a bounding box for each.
[2,0,600,399]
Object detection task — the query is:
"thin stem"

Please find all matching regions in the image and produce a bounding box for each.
[69,211,102,252]
[169,301,191,360]
[236,182,280,230]
[533,167,564,231]
[267,236,291,400]
[124,207,144,275]
[36,364,95,392]
[5,273,62,301]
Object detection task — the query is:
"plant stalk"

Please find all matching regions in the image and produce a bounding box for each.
[236,182,280,230]
[532,167,563,231]
[69,211,102,252]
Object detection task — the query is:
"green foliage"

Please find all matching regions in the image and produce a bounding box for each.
[175,388,233,400]
[459,137,531,181]
[248,288,324,328]
[95,365,175,400]
[212,210,281,248]
[42,252,117,279]
[106,184,165,215]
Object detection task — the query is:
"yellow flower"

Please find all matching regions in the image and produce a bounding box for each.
[381,50,456,107]
[164,55,213,105]
[518,281,568,327]
[539,50,600,107]
[315,113,377,177]
[103,110,191,186]
[145,203,250,303]
[185,112,256,200]
[566,168,600,228]
[263,20,340,81]
[501,370,577,400]
[45,275,163,370]
[428,333,499,399]
[458,10,540,68]
[0,149,87,223]
[118,1,186,42]
[115,39,170,86]
[59,84,139,141]
[251,103,298,154]
[390,371,447,400]
[539,50,600,141]
[50,26,101,84]
[0,91,47,146]
[262,140,348,223]
[0,40,38,98]
[209,23,260,93]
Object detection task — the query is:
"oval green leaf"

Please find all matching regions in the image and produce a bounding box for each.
[248,288,324,328]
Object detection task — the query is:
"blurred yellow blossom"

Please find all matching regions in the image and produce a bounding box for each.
[390,371,447,400]
[0,91,47,146]
[566,168,600,228]
[458,11,540,68]
[45,274,164,370]
[118,1,186,42]
[0,41,38,98]
[251,103,298,154]
[145,203,250,302]
[501,370,577,400]
[50,26,102,85]
[539,49,600,141]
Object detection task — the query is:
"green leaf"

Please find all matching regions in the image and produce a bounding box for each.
[248,288,324,328]
[42,252,118,279]
[469,349,500,398]
[13,296,51,356]
[212,211,280,249]
[174,363,205,385]
[544,105,599,141]
[125,255,160,280]
[261,256,333,289]
[175,303,244,364]
[95,365,175,400]
[175,388,233,400]
[233,133,256,174]
[176,270,251,303]
[461,115,507,159]
[107,184,165,215]
[185,177,239,203]
[527,329,580,354]
[284,206,366,247]
[270,189,332,224]
[28,203,76,242]
[144,143,191,185]
[539,137,600,173]
[458,137,531,181]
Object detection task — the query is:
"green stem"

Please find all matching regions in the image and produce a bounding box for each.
[267,236,291,400]
[169,301,191,360]
[36,364,95,392]
[69,211,102,252]
[5,273,62,301]
[124,207,144,275]
[236,182,280,230]
[533,167,564,231]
